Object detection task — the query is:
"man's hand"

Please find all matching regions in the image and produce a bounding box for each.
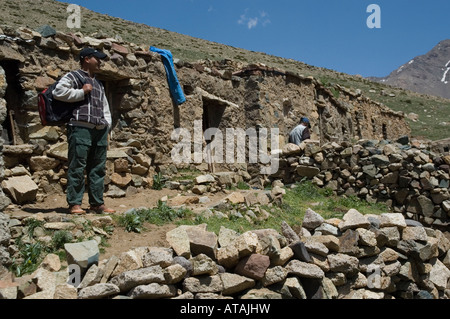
[82,84,93,95]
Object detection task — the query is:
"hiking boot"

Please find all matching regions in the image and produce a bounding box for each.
[89,204,115,214]
[69,205,86,215]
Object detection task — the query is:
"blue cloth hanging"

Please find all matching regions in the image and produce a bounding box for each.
[150,46,186,105]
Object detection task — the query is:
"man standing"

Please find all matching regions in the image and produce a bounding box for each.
[53,47,115,215]
[289,117,311,145]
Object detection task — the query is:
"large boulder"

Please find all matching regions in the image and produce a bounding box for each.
[1,175,38,204]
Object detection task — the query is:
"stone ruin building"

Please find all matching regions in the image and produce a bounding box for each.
[1,24,450,302]
[0,25,413,209]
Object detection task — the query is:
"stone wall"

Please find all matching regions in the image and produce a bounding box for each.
[0,64,11,210]
[0,24,410,204]
[1,207,449,299]
[0,212,10,276]
[431,138,450,154]
[272,138,450,228]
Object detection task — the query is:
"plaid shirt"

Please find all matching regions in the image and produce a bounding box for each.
[53,70,112,128]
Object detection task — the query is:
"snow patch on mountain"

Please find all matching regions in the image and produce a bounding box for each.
[441,60,450,84]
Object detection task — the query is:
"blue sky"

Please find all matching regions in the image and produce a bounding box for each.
[68,0,450,77]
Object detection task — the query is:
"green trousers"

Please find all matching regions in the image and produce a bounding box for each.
[66,125,108,207]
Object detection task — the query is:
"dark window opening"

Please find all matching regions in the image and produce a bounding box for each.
[282,100,292,118]
[183,85,195,96]
[382,124,388,140]
[0,60,23,145]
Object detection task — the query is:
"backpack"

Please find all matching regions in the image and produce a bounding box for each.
[38,71,86,126]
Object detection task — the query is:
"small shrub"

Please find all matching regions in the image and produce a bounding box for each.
[152,172,166,190]
[290,179,329,200]
[117,201,193,233]
[118,211,143,233]
[24,218,45,238]
[141,200,192,225]
[236,181,250,190]
[11,241,44,277]
[52,230,73,250]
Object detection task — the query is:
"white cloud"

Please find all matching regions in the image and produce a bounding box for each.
[247,17,259,29]
[238,14,247,25]
[260,11,271,26]
[238,10,270,30]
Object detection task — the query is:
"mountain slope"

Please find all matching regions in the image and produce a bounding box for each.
[371,40,450,100]
[0,0,449,140]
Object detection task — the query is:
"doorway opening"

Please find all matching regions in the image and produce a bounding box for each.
[202,98,227,173]
[202,98,226,135]
[0,60,23,145]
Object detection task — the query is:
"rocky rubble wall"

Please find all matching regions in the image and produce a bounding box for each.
[0,208,449,299]
[272,137,450,228]
[0,212,11,276]
[0,65,11,210]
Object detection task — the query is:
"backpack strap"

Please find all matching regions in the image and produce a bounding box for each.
[73,70,87,85]
[67,70,87,88]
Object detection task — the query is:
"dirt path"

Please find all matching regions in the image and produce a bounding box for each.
[3,187,233,261]
[5,188,450,266]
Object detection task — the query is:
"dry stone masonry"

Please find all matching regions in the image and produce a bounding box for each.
[273,137,450,228]
[0,208,449,299]
[0,24,410,205]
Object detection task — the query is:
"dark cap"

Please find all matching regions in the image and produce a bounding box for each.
[301,117,311,128]
[79,47,107,61]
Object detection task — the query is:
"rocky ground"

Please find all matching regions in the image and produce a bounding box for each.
[3,187,233,261]
[1,144,449,300]
[2,199,449,300]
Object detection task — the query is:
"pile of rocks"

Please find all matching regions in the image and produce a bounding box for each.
[0,210,113,281]
[1,207,449,299]
[274,138,450,227]
[164,172,285,221]
[166,171,251,194]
